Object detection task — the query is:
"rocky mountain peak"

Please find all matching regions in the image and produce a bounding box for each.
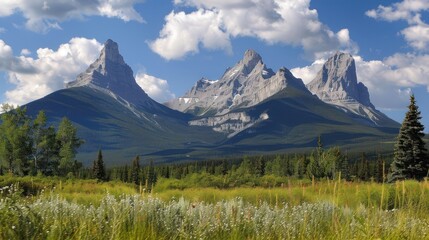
[100,39,125,65]
[322,52,356,84]
[307,51,373,108]
[242,49,263,69]
[304,52,401,126]
[66,39,150,106]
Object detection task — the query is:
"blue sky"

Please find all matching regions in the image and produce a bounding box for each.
[0,0,429,129]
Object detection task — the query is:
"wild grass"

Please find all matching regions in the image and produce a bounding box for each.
[1,176,429,239]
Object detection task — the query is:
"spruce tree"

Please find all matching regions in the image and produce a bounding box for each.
[389,95,429,182]
[92,150,105,181]
[147,160,156,191]
[131,156,140,185]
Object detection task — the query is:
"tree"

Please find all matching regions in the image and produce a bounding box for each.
[0,105,32,175]
[389,94,429,182]
[92,150,106,181]
[131,155,140,185]
[31,111,57,175]
[307,137,324,179]
[147,160,156,191]
[56,117,83,176]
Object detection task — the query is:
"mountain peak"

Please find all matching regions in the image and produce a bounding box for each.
[66,39,150,105]
[307,51,372,107]
[242,49,263,71]
[100,39,125,65]
[304,52,400,126]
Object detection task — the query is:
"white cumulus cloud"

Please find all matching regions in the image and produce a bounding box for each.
[367,0,429,51]
[0,0,144,32]
[150,0,357,60]
[135,73,176,103]
[0,38,102,106]
[149,9,231,60]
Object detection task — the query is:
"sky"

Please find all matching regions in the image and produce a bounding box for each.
[0,0,429,130]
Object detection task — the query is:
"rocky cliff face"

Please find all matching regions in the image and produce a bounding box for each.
[306,52,396,126]
[166,50,307,116]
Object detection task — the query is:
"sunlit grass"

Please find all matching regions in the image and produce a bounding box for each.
[1,176,429,239]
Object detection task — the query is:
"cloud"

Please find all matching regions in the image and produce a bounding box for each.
[291,53,429,109]
[149,9,232,60]
[366,0,429,51]
[0,0,144,32]
[20,48,31,56]
[0,38,102,106]
[290,59,325,85]
[151,0,357,60]
[135,73,176,103]
[365,0,429,23]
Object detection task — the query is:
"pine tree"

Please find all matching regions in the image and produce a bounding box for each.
[389,95,429,182]
[147,160,156,191]
[131,156,140,185]
[92,150,105,181]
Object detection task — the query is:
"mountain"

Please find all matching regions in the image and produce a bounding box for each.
[165,50,399,156]
[166,50,301,116]
[306,52,397,127]
[24,39,224,165]
[23,43,399,164]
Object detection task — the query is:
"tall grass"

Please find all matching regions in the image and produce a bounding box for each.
[1,177,429,239]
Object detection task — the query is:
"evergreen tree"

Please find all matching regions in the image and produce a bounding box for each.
[389,95,429,182]
[147,160,156,191]
[131,156,140,185]
[92,150,106,181]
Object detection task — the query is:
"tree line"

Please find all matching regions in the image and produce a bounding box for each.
[1,94,428,186]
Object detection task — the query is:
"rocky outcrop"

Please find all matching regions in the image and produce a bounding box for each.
[189,112,269,138]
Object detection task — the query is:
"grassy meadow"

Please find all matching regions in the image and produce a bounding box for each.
[1,175,429,239]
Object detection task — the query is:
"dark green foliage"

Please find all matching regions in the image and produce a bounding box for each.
[56,117,83,176]
[92,150,106,181]
[31,111,57,175]
[131,156,140,185]
[147,160,157,191]
[306,138,348,180]
[0,105,32,175]
[0,105,83,177]
[389,95,429,182]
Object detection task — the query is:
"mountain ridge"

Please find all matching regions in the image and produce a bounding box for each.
[166,49,307,117]
[22,41,399,165]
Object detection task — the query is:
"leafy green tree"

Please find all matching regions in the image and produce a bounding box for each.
[0,105,32,175]
[31,111,57,175]
[56,117,83,176]
[389,95,429,182]
[307,150,323,179]
[237,156,251,175]
[92,150,106,181]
